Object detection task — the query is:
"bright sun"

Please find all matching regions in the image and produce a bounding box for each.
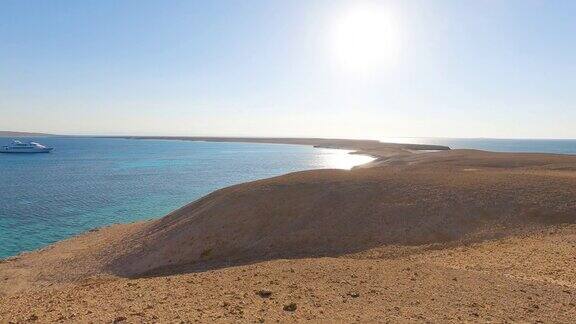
[330,3,401,74]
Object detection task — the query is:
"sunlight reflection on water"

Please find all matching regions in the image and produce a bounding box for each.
[316,148,375,170]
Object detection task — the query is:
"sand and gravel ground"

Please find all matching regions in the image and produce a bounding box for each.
[2,227,576,323]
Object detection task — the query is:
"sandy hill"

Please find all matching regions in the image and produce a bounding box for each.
[107,152,576,278]
[1,149,576,322]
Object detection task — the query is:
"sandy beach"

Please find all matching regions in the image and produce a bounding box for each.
[1,140,576,323]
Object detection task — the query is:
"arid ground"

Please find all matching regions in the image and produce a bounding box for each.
[1,141,576,323]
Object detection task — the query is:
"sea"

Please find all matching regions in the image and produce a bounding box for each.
[0,137,373,258]
[1,137,575,259]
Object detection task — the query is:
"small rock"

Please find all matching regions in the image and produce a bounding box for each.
[348,292,360,298]
[113,316,127,323]
[256,290,272,298]
[283,303,297,312]
[28,314,38,321]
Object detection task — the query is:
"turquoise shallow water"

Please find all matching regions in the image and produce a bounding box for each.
[0,137,373,258]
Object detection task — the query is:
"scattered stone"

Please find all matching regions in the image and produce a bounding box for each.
[348,292,360,298]
[256,289,272,298]
[283,303,297,312]
[28,314,38,321]
[200,248,212,258]
[113,316,127,323]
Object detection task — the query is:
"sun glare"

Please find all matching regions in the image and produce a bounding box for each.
[330,3,401,74]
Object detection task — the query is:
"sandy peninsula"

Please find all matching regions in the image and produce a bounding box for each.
[1,138,575,323]
[104,136,450,163]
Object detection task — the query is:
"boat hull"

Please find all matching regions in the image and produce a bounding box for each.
[0,148,53,153]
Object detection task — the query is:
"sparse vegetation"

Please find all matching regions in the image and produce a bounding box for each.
[283,303,297,312]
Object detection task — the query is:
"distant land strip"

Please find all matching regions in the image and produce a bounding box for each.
[0,131,55,137]
[102,136,451,161]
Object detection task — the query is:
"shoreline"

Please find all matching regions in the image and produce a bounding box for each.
[0,138,438,260]
[4,136,575,262]
[2,136,575,263]
[101,136,452,168]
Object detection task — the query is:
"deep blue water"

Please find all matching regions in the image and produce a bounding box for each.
[0,137,373,258]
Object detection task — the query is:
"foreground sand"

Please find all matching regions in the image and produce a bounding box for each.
[2,227,576,323]
[1,146,576,322]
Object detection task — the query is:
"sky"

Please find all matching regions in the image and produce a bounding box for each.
[1,0,575,139]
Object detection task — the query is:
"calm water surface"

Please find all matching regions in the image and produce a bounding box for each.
[0,137,373,258]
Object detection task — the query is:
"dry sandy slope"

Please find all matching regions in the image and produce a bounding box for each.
[1,149,576,322]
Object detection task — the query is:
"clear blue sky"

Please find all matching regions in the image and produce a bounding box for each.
[1,0,575,138]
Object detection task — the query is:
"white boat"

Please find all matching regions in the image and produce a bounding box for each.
[0,140,54,153]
